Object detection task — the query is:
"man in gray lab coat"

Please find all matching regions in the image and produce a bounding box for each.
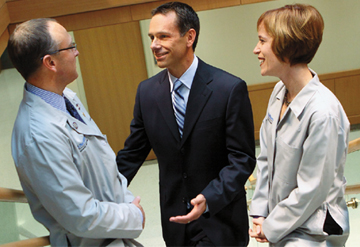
[9,18,144,246]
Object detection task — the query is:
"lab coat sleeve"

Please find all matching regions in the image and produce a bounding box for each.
[249,118,270,217]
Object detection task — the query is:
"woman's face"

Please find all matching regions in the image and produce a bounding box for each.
[253,23,286,77]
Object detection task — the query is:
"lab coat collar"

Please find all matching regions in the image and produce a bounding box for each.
[276,68,319,119]
[287,69,319,119]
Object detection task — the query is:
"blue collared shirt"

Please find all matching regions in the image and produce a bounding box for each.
[25,82,68,114]
[168,54,198,106]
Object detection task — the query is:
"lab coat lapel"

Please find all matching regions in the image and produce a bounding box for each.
[63,90,105,137]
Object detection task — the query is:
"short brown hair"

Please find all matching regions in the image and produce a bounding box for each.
[257,4,324,66]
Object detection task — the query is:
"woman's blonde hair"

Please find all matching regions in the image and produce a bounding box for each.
[257,4,324,65]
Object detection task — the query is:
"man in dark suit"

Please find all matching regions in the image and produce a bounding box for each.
[116,2,256,246]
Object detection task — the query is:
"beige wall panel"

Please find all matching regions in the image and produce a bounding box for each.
[55,6,132,32]
[7,0,160,23]
[335,75,360,125]
[0,28,9,55]
[73,21,152,158]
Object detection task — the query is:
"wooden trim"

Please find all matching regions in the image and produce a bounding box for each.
[349,137,360,154]
[0,28,9,56]
[130,0,242,21]
[241,0,274,4]
[6,0,161,23]
[0,2,10,34]
[345,184,360,195]
[55,6,132,32]
[0,236,50,247]
[318,69,360,81]
[0,187,27,203]
[3,0,275,34]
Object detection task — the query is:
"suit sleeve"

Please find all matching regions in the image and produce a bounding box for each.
[117,83,152,183]
[201,80,256,215]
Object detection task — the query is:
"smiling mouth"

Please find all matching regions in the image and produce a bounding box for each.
[154,52,168,60]
[258,58,265,66]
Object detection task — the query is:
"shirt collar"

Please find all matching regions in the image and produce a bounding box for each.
[25,82,67,113]
[168,54,198,92]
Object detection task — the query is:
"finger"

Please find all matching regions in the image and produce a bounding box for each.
[169,207,201,224]
[169,215,191,224]
[191,194,205,205]
[249,229,260,238]
[132,196,141,205]
[248,228,255,238]
[256,224,261,235]
[256,238,268,243]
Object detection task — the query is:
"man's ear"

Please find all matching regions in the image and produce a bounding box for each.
[42,55,56,72]
[186,28,196,48]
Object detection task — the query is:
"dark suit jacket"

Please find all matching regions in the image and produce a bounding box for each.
[117,58,256,246]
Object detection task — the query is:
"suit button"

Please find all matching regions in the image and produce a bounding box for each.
[183,173,187,179]
[180,148,185,154]
[182,197,186,203]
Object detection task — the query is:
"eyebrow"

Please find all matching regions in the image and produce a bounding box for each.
[258,35,268,40]
[148,31,171,36]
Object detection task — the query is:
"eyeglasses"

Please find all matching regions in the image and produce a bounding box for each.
[40,42,77,60]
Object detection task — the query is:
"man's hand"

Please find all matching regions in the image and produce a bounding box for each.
[169,194,206,224]
[248,217,268,243]
[132,196,145,229]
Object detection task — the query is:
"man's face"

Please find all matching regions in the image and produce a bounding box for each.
[49,22,79,85]
[148,11,190,75]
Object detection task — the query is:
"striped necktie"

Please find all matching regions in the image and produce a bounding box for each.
[172,79,186,137]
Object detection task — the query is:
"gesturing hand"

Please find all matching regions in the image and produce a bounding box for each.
[169,194,207,224]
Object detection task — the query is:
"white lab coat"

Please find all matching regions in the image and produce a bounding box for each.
[12,86,143,246]
[250,71,350,246]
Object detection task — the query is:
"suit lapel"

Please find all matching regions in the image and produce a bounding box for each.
[181,60,212,146]
[155,72,182,141]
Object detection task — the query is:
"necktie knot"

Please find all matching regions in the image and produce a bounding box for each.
[173,79,183,92]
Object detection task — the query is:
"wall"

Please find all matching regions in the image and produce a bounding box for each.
[141,0,360,85]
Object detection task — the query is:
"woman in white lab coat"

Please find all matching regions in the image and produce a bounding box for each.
[249,4,350,246]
